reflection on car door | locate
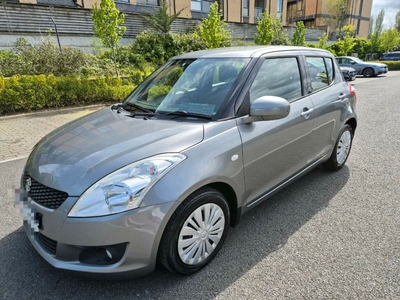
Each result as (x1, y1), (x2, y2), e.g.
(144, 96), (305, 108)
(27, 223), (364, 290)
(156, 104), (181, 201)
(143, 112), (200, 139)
(304, 55), (348, 163)
(237, 55), (315, 206)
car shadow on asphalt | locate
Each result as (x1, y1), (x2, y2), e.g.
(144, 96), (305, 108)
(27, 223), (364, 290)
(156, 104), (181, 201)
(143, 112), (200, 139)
(0, 165), (350, 299)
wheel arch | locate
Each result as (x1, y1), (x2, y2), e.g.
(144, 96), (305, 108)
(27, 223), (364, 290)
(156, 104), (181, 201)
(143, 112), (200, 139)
(345, 117), (357, 133)
(207, 182), (241, 227)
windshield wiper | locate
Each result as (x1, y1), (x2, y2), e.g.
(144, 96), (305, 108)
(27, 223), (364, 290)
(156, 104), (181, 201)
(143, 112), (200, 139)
(122, 102), (154, 113)
(159, 110), (212, 120)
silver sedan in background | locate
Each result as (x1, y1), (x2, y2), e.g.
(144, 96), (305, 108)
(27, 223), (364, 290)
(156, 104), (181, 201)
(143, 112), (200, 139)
(336, 56), (388, 77)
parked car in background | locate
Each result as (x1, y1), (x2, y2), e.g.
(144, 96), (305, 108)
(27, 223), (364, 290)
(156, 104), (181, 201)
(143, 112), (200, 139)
(340, 66), (357, 82)
(336, 56), (388, 77)
(379, 52), (400, 61)
(19, 46), (357, 278)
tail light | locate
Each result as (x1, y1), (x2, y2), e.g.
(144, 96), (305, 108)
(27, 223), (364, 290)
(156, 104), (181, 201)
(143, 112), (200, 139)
(348, 83), (357, 104)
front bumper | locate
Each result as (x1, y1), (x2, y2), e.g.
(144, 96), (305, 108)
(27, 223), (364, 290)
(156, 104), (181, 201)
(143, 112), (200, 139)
(22, 195), (177, 278)
(378, 67), (388, 74)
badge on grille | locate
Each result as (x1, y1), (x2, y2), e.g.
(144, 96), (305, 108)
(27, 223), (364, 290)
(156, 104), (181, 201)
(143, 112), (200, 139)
(25, 177), (32, 192)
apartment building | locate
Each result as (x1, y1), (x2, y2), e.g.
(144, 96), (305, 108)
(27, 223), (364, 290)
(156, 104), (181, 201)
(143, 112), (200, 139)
(286, 0), (373, 38)
(15, 0), (372, 38)
(24, 1), (287, 25)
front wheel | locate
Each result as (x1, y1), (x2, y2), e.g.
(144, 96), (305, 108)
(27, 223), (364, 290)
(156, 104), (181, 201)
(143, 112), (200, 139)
(158, 187), (230, 275)
(363, 67), (375, 77)
(323, 124), (354, 171)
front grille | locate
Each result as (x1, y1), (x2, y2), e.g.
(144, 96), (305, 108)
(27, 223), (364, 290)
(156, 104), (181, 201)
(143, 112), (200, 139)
(38, 232), (57, 255)
(23, 173), (68, 209)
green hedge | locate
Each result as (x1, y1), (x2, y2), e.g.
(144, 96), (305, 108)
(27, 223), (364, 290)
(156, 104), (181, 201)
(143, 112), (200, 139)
(371, 61), (400, 70)
(0, 75), (134, 115)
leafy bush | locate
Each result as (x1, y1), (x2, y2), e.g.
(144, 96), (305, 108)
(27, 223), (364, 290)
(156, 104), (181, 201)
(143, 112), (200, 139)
(0, 75), (134, 115)
(371, 61), (400, 70)
(10, 38), (92, 76)
(350, 38), (371, 59)
(132, 31), (175, 65)
(132, 31), (206, 65)
(173, 33), (206, 55)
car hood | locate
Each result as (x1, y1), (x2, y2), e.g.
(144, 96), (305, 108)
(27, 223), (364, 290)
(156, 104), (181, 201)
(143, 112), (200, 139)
(368, 62), (387, 68)
(25, 108), (204, 196)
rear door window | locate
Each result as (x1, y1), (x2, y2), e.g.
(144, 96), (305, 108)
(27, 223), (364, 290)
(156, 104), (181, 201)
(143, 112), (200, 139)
(306, 57), (329, 91)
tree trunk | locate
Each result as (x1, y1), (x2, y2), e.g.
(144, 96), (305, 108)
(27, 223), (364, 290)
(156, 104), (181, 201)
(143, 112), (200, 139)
(112, 44), (119, 77)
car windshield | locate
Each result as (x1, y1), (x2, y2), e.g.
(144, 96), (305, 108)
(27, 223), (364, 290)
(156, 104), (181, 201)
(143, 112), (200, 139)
(350, 57), (363, 63)
(123, 58), (250, 117)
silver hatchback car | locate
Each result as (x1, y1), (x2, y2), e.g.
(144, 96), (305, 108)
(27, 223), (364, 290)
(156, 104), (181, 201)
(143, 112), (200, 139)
(20, 46), (357, 278)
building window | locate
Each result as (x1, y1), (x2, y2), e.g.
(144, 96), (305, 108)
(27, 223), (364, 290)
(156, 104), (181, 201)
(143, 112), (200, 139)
(137, 0), (159, 5)
(276, 0), (283, 21)
(243, 0), (249, 17)
(191, 0), (215, 13)
(115, 0), (130, 3)
(254, 0), (265, 20)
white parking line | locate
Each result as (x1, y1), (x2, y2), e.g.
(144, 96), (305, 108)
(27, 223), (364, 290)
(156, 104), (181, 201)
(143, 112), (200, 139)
(0, 156), (28, 164)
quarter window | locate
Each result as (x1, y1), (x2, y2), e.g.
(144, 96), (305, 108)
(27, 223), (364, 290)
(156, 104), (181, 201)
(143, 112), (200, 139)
(249, 57), (302, 102)
(324, 57), (334, 84)
(306, 57), (329, 91)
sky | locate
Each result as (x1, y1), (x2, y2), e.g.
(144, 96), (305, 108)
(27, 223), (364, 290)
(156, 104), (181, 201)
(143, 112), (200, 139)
(370, 0), (400, 28)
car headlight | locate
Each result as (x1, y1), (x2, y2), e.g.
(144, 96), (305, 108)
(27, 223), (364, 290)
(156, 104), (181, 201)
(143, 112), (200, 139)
(68, 153), (186, 217)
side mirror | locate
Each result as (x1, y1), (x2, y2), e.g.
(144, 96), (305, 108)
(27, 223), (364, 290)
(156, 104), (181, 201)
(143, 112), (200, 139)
(240, 96), (290, 124)
(350, 61), (356, 65)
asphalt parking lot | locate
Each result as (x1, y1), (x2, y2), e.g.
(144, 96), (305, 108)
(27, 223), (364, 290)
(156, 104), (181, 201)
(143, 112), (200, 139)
(0, 72), (399, 299)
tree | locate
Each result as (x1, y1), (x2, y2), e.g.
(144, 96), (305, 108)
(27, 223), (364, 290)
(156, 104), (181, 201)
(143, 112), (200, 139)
(292, 21), (307, 46)
(341, 24), (355, 37)
(395, 11), (400, 32)
(374, 9), (385, 36)
(318, 32), (328, 49)
(323, 0), (349, 33)
(271, 17), (290, 45)
(337, 34), (356, 56)
(254, 12), (273, 45)
(196, 2), (231, 48)
(141, 0), (183, 34)
(368, 16), (374, 39)
(92, 0), (126, 76)
(380, 28), (400, 53)
(371, 9), (385, 53)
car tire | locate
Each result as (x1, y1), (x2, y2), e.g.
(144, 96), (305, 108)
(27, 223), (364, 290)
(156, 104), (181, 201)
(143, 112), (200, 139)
(158, 187), (230, 275)
(323, 124), (354, 171)
(362, 67), (375, 77)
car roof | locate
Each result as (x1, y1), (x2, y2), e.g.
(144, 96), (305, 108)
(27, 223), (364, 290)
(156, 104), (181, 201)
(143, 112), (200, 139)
(173, 46), (331, 59)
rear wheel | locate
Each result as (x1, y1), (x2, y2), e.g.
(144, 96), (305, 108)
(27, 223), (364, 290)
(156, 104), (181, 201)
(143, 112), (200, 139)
(363, 67), (374, 77)
(323, 124), (354, 171)
(158, 187), (230, 275)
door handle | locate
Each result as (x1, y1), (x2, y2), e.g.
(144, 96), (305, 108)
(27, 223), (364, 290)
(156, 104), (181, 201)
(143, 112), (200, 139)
(338, 93), (347, 100)
(300, 108), (314, 118)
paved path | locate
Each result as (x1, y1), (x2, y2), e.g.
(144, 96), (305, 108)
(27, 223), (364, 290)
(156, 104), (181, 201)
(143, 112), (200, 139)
(0, 106), (104, 163)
